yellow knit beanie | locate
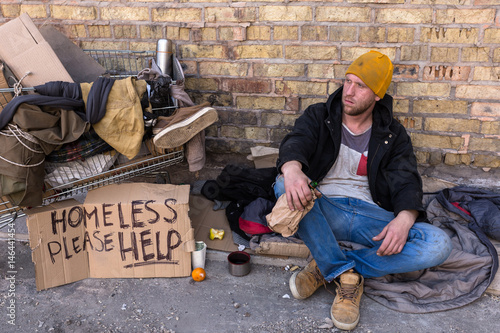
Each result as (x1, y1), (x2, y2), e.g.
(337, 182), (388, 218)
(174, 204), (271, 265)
(345, 51), (393, 99)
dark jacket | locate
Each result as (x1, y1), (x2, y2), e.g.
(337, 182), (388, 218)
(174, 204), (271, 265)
(277, 86), (425, 219)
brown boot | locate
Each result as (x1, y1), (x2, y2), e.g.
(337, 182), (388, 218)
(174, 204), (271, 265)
(289, 259), (325, 299)
(330, 269), (364, 331)
(152, 102), (218, 149)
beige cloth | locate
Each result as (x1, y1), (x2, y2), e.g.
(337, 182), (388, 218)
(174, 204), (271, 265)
(81, 77), (147, 160)
(266, 191), (317, 237)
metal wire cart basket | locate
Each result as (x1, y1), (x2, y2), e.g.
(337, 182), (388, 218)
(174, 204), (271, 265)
(0, 50), (184, 229)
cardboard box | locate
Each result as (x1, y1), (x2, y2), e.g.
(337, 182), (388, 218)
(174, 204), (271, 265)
(0, 13), (73, 87)
(27, 183), (195, 290)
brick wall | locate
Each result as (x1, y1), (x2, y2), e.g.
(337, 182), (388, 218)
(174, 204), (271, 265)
(1, 1), (499, 169)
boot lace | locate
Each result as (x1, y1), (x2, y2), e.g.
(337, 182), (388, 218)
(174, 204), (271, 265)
(335, 281), (360, 304)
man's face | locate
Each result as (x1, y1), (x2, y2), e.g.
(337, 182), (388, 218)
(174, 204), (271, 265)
(341, 74), (380, 117)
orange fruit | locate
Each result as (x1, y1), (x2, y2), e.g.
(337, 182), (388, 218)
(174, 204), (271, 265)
(191, 267), (206, 282)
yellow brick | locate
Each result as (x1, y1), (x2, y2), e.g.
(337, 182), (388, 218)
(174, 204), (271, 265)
(253, 64), (305, 77)
(88, 25), (112, 38)
(436, 9), (496, 24)
(152, 8), (201, 22)
(302, 26), (328, 41)
(484, 29), (500, 44)
(397, 82), (451, 97)
(481, 121), (500, 135)
(166, 27), (190, 41)
(333, 65), (350, 79)
(415, 151), (429, 164)
(114, 25), (137, 39)
(206, 7), (256, 23)
(302, 98), (327, 110)
(341, 47), (396, 61)
(472, 154), (500, 168)
(469, 137), (500, 153)
(221, 125), (245, 138)
(219, 27), (246, 41)
(396, 116), (423, 130)
(359, 27), (385, 43)
(316, 6), (370, 23)
(276, 80), (327, 96)
(259, 6), (312, 21)
(401, 45), (428, 61)
(185, 78), (219, 91)
(286, 46), (337, 60)
(376, 9), (432, 24)
(330, 26), (357, 42)
(414, 100), (468, 115)
(129, 42), (156, 52)
(456, 85), (500, 100)
(180, 45), (227, 59)
(387, 28), (414, 43)
(234, 45), (282, 59)
(237, 96), (285, 110)
(444, 153), (472, 166)
(80, 41), (127, 50)
(261, 112), (298, 127)
(140, 25), (163, 39)
(101, 7), (148, 21)
(425, 118), (480, 133)
(473, 67), (500, 81)
(51, 5), (97, 20)
(19, 4), (47, 18)
(0, 5), (20, 17)
(431, 47), (459, 62)
(274, 26), (299, 40)
(348, 0), (403, 2)
(200, 28), (217, 41)
(410, 133), (463, 150)
(308, 64), (334, 79)
(199, 61), (248, 76)
(393, 99), (410, 114)
(462, 47), (490, 62)
(67, 25), (87, 38)
(422, 66), (470, 81)
(421, 28), (478, 44)
(471, 102), (500, 117)
(245, 127), (269, 140)
(247, 26), (271, 40)
(411, 0), (471, 4)
(328, 82), (343, 95)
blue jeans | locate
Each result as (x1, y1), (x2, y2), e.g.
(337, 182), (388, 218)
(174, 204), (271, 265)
(273, 176), (452, 282)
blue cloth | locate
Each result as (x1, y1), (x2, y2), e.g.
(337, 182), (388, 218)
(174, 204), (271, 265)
(273, 175), (452, 281)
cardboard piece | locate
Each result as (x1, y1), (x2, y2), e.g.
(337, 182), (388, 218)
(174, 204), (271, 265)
(247, 146), (279, 169)
(188, 194), (238, 253)
(27, 183), (195, 290)
(39, 25), (106, 83)
(0, 13), (73, 87)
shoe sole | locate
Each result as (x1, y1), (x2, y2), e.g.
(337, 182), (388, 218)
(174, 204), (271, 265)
(289, 271), (306, 300)
(331, 309), (359, 331)
(153, 107), (218, 149)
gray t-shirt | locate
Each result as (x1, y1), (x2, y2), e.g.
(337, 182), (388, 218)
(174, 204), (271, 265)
(318, 123), (374, 204)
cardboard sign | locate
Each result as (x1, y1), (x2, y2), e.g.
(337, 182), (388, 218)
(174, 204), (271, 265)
(27, 183), (194, 290)
(0, 13), (73, 87)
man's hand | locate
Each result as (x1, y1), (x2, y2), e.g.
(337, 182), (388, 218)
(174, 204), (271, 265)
(372, 210), (418, 256)
(281, 161), (314, 211)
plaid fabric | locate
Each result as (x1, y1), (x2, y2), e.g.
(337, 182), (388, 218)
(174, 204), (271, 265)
(46, 130), (114, 163)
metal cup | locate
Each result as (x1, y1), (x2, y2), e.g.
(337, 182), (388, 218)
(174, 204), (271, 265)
(227, 251), (251, 277)
(156, 39), (173, 76)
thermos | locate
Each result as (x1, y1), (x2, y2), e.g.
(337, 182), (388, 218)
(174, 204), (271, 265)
(156, 39), (173, 77)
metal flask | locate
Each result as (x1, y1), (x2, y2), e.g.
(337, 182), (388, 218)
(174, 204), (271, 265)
(156, 39), (173, 77)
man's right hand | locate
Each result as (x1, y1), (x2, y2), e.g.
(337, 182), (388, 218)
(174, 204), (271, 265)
(281, 161), (316, 211)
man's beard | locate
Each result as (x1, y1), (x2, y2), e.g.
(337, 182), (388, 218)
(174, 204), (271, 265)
(341, 96), (376, 117)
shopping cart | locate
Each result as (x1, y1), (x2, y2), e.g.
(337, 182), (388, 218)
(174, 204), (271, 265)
(0, 49), (185, 229)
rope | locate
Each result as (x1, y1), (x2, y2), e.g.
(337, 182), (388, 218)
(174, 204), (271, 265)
(12, 71), (31, 97)
(0, 124), (45, 167)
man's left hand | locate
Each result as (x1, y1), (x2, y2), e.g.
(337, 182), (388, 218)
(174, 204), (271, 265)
(372, 210), (418, 256)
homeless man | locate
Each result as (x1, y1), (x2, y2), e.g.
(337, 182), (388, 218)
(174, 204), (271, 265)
(273, 51), (453, 331)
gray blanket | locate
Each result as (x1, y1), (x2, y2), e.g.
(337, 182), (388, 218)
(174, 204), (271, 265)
(363, 186), (499, 313)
